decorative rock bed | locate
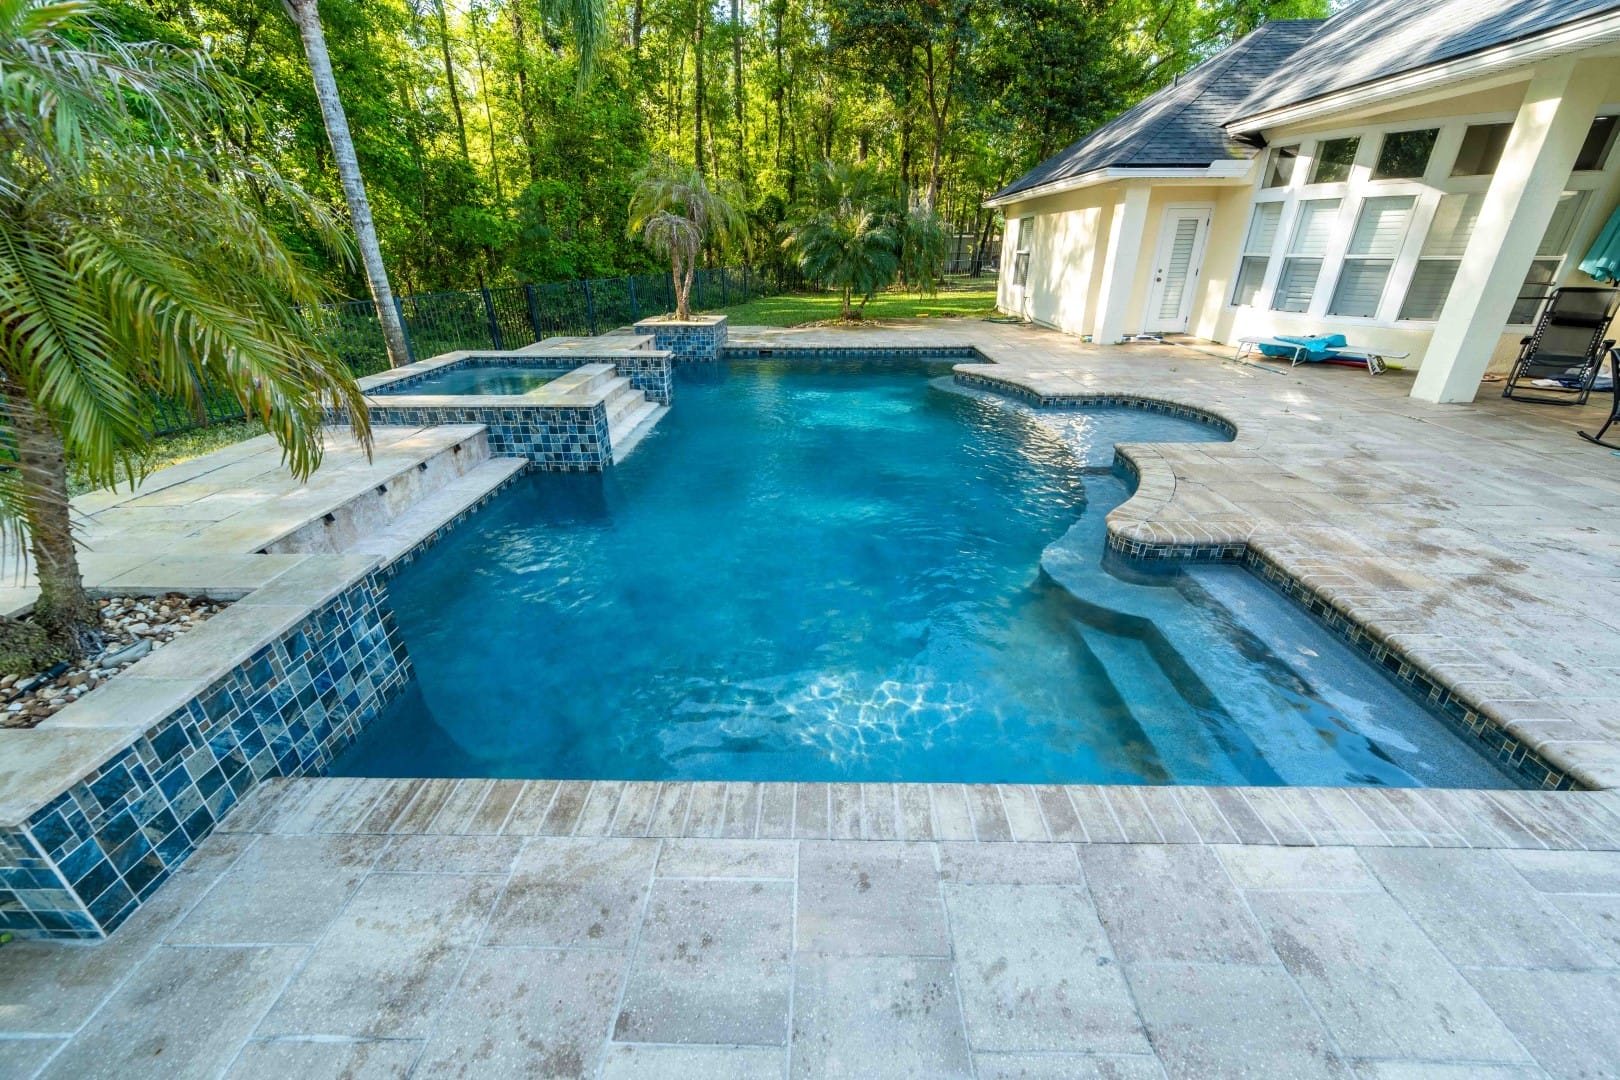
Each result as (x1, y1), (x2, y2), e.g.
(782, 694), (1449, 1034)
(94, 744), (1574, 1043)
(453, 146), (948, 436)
(2, 595), (229, 730)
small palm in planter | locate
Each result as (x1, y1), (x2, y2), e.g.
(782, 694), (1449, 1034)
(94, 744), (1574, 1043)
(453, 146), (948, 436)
(0, 0), (369, 671)
(627, 158), (747, 321)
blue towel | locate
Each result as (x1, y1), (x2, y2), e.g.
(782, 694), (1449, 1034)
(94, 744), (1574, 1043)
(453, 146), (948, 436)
(1260, 333), (1347, 362)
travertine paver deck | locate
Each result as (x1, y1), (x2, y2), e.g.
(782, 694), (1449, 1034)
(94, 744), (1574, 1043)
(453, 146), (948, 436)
(4, 777), (1620, 1078)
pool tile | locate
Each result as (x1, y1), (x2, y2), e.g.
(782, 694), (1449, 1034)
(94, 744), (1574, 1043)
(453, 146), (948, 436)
(997, 786), (1048, 842)
(500, 780), (559, 834)
(683, 782), (727, 837)
(943, 882), (1147, 1054)
(225, 1038), (421, 1079)
(793, 785), (830, 839)
(610, 782), (660, 837)
(896, 784), (935, 841)
(861, 785), (897, 840)
(722, 783), (761, 838)
(829, 784), (862, 840)
(413, 948), (624, 1077)
(1361, 847), (1612, 970)
(257, 873), (502, 1038)
(424, 779), (492, 834)
(1247, 889), (1526, 1062)
(1171, 788), (1240, 844)
(1081, 846), (1270, 965)
(757, 783), (795, 838)
(468, 780), (524, 834)
(648, 782), (693, 836)
(790, 955), (972, 1078)
(573, 782), (624, 836)
(1065, 787), (1127, 843)
(1126, 964), (1344, 1079)
(929, 786), (975, 842)
(966, 786), (1012, 842)
(539, 781), (590, 835)
(797, 841), (948, 957)
(39, 945), (304, 1080)
(483, 837), (657, 949)
(613, 878), (792, 1045)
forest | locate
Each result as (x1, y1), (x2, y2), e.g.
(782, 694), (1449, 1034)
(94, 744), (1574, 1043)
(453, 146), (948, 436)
(105, 0), (1329, 300)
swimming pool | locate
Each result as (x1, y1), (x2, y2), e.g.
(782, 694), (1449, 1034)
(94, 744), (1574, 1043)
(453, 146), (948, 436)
(335, 356), (1520, 787)
(374, 363), (565, 396)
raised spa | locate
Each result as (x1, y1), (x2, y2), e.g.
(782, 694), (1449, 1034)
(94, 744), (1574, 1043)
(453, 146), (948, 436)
(335, 356), (1522, 788)
(375, 363), (566, 396)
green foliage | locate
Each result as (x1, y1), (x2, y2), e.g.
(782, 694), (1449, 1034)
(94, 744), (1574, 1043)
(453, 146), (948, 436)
(899, 208), (949, 296)
(94, 0), (1326, 299)
(0, 0), (369, 658)
(784, 205), (899, 319)
(628, 156), (747, 318)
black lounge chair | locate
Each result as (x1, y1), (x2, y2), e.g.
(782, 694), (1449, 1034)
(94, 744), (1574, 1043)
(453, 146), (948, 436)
(1503, 286), (1619, 406)
(1578, 346), (1620, 450)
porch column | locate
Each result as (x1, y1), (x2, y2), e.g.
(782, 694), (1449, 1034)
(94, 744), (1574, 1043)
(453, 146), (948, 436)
(1092, 185), (1151, 345)
(1411, 58), (1608, 403)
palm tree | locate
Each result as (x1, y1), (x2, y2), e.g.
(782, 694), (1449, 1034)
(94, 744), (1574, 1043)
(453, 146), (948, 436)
(283, 0), (608, 367)
(785, 208), (899, 320)
(0, 0), (370, 668)
(628, 157), (747, 321)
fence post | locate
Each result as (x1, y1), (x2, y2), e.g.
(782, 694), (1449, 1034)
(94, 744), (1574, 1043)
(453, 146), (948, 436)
(481, 287), (504, 350)
(584, 279), (598, 336)
(524, 284), (543, 344)
(743, 265), (750, 301)
(722, 267), (729, 308)
(393, 296), (415, 363)
(628, 277), (640, 321)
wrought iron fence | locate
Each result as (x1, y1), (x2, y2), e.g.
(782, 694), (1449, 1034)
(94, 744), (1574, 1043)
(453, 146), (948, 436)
(150, 265), (792, 436)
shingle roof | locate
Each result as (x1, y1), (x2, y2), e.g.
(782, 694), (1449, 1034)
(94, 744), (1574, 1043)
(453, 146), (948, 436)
(1230, 0), (1620, 125)
(990, 20), (1323, 203)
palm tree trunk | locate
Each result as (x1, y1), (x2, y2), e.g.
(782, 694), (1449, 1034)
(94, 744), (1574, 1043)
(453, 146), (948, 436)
(841, 287), (851, 319)
(6, 396), (99, 662)
(285, 0), (412, 369)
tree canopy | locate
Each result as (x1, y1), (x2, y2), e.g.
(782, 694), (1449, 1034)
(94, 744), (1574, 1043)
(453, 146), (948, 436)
(101, 0), (1328, 299)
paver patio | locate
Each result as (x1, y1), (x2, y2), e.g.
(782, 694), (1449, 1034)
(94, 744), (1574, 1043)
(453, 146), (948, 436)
(5, 322), (1620, 1075)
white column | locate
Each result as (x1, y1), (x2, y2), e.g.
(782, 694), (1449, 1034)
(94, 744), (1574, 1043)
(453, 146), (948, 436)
(1411, 58), (1607, 403)
(1092, 185), (1152, 344)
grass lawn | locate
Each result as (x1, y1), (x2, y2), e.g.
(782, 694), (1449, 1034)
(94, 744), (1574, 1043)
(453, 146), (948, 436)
(714, 279), (999, 327)
(68, 419), (265, 497)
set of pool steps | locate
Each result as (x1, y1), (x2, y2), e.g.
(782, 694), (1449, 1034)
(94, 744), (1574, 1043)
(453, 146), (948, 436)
(557, 361), (667, 464)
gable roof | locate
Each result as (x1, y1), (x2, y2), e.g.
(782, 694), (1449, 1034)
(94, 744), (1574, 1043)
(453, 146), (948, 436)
(1229, 0), (1620, 126)
(988, 19), (1323, 204)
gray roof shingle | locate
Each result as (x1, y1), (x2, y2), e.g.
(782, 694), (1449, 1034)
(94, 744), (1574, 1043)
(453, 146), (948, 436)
(993, 0), (1620, 205)
(1230, 0), (1620, 124)
(990, 20), (1322, 202)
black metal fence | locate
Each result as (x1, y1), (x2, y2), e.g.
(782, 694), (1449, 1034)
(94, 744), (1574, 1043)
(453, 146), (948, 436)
(326, 265), (788, 379)
(148, 265), (790, 436)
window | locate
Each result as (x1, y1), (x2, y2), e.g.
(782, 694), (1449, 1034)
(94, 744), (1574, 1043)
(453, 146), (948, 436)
(1329, 195), (1415, 317)
(1574, 116), (1618, 172)
(1452, 123), (1513, 176)
(1264, 147), (1298, 189)
(1272, 198), (1339, 312)
(1310, 137), (1360, 184)
(1373, 129), (1438, 180)
(1011, 216), (1033, 287)
(1510, 190), (1591, 323)
(1231, 203), (1283, 305)
(1398, 193), (1483, 320)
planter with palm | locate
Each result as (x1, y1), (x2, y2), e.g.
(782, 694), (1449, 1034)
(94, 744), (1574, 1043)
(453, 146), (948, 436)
(627, 158), (747, 322)
(0, 0), (370, 671)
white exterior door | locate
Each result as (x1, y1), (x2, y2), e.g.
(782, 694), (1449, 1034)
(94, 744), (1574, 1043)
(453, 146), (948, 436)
(1145, 206), (1212, 333)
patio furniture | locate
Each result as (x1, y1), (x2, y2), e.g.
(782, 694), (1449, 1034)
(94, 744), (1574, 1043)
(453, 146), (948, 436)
(1578, 346), (1620, 450)
(1234, 334), (1408, 375)
(1503, 285), (1618, 406)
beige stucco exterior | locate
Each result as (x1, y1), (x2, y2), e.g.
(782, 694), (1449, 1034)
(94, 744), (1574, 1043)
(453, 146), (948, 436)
(995, 53), (1620, 398)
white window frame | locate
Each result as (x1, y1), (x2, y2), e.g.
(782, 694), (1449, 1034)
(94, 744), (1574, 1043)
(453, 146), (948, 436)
(1010, 215), (1034, 289)
(1227, 106), (1620, 328)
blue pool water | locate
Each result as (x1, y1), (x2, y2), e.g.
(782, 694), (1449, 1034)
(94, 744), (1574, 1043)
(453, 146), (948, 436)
(335, 357), (1519, 787)
(377, 364), (564, 396)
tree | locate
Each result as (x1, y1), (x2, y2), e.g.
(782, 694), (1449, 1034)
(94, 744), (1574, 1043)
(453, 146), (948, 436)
(899, 207), (948, 295)
(628, 157), (747, 320)
(785, 208), (899, 319)
(283, 0), (414, 368)
(0, 0), (370, 668)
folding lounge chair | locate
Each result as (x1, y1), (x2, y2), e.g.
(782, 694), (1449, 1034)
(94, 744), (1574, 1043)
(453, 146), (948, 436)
(1578, 346), (1620, 450)
(1234, 334), (1407, 375)
(1503, 286), (1619, 406)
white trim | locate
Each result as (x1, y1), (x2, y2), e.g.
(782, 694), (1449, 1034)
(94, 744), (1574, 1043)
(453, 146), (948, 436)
(1226, 10), (1620, 135)
(1144, 203), (1215, 333)
(982, 161), (1253, 209)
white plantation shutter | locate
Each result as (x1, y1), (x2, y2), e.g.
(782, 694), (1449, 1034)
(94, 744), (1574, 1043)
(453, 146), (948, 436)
(1272, 259), (1322, 312)
(1346, 196), (1414, 257)
(1398, 194), (1483, 321)
(1289, 199), (1340, 256)
(1399, 263), (1460, 321)
(1156, 217), (1200, 319)
(1420, 193), (1483, 258)
(1330, 196), (1414, 317)
(1232, 258), (1268, 306)
(1243, 203), (1283, 253)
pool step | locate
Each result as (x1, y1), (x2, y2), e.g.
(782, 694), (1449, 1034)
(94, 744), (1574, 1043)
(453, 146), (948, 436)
(340, 457), (528, 567)
(602, 378), (647, 426)
(611, 400), (668, 463)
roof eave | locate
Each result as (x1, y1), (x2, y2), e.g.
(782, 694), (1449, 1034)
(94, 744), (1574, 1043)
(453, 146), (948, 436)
(983, 161), (1253, 209)
(1225, 8), (1620, 136)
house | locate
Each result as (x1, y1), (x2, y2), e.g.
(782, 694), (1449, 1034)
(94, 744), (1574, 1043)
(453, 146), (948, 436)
(986, 0), (1620, 403)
